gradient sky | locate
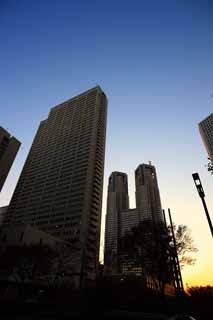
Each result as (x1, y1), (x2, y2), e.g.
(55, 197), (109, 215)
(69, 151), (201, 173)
(0, 0), (213, 287)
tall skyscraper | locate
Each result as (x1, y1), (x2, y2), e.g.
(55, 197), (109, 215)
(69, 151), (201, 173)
(5, 86), (107, 286)
(198, 113), (213, 162)
(104, 163), (164, 275)
(104, 172), (129, 272)
(0, 127), (21, 192)
(135, 163), (163, 224)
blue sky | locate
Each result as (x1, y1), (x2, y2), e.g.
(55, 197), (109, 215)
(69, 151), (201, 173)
(0, 0), (213, 286)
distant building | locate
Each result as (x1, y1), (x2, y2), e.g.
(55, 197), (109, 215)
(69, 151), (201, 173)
(0, 127), (21, 192)
(104, 172), (129, 273)
(104, 163), (164, 275)
(0, 223), (66, 248)
(0, 206), (8, 227)
(135, 163), (164, 224)
(5, 86), (108, 287)
(199, 113), (213, 162)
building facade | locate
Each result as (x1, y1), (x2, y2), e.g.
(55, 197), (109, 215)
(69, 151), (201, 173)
(119, 208), (140, 238)
(1, 223), (66, 248)
(5, 86), (107, 286)
(0, 206), (8, 227)
(119, 208), (143, 276)
(0, 127), (21, 192)
(199, 113), (213, 162)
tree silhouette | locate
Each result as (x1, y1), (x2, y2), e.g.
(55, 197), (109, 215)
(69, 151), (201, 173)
(188, 285), (213, 297)
(206, 158), (213, 175)
(120, 221), (197, 296)
(171, 224), (198, 268)
(120, 221), (173, 296)
(0, 244), (55, 284)
(0, 240), (80, 289)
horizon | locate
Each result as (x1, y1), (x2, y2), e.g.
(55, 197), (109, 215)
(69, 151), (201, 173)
(0, 0), (213, 288)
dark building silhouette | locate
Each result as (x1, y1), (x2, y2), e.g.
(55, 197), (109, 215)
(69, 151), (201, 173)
(5, 86), (107, 287)
(0, 127), (21, 192)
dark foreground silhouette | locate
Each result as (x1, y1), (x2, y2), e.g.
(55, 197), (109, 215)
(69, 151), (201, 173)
(0, 281), (212, 319)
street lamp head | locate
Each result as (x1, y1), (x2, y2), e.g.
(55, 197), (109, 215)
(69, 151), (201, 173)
(192, 173), (199, 181)
(192, 173), (205, 198)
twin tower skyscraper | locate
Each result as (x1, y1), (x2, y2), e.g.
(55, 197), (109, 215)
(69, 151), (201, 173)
(104, 163), (164, 274)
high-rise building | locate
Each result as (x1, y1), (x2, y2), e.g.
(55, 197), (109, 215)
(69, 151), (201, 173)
(104, 163), (164, 275)
(0, 127), (21, 192)
(198, 113), (213, 162)
(5, 86), (107, 286)
(135, 163), (163, 224)
(104, 172), (129, 273)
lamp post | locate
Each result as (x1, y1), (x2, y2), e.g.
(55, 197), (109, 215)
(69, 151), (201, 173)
(192, 173), (213, 238)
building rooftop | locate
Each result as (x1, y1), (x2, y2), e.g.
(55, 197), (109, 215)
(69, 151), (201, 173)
(198, 113), (213, 125)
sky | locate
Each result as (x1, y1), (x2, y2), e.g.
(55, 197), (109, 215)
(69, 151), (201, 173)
(0, 0), (213, 287)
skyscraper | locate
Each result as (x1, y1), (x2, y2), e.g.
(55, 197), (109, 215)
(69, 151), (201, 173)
(5, 86), (107, 286)
(104, 163), (164, 275)
(198, 113), (213, 162)
(0, 127), (21, 192)
(135, 163), (163, 224)
(104, 172), (129, 272)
